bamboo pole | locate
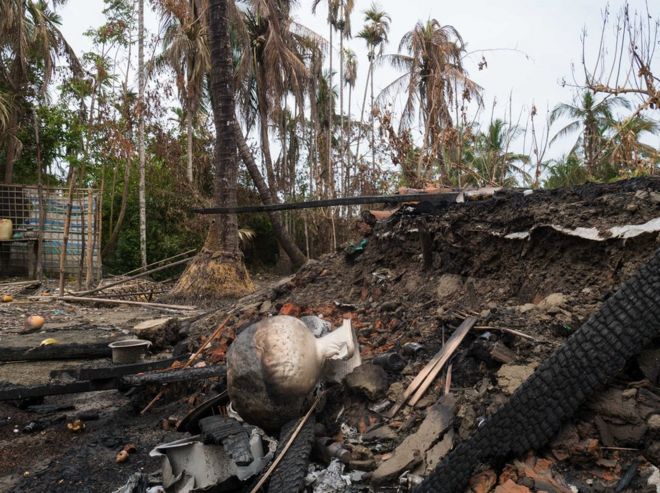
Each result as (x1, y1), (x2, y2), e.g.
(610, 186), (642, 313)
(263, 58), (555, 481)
(109, 248), (196, 278)
(73, 256), (192, 296)
(58, 169), (77, 296)
(85, 190), (94, 288)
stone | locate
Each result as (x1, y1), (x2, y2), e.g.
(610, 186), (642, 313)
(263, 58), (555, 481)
(436, 274), (464, 301)
(647, 414), (660, 431)
(258, 300), (272, 314)
(538, 293), (567, 311)
(497, 364), (536, 395)
(132, 317), (180, 349)
(387, 381), (404, 402)
(345, 363), (388, 401)
(516, 303), (537, 314)
(371, 395), (455, 485)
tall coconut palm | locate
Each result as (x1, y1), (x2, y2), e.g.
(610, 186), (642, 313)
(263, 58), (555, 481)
(0, 0), (81, 183)
(238, 2), (308, 201)
(311, 0), (341, 197)
(381, 19), (480, 182)
(137, 0), (147, 269)
(152, 0), (211, 184)
(550, 91), (630, 174)
(342, 47), (357, 193)
(356, 3), (390, 171)
(171, 0), (253, 299)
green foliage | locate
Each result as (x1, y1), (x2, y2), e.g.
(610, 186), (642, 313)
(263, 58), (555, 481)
(544, 154), (589, 189)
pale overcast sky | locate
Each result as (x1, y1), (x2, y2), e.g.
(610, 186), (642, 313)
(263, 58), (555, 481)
(58, 0), (658, 161)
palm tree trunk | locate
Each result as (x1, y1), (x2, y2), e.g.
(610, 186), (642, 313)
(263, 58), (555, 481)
(235, 121), (306, 268)
(3, 111), (19, 184)
(354, 62), (372, 180)
(339, 11), (344, 198)
(169, 0), (253, 301)
(256, 75), (278, 203)
(327, 23), (334, 197)
(186, 108), (194, 183)
(370, 57), (375, 172)
(137, 0), (147, 269)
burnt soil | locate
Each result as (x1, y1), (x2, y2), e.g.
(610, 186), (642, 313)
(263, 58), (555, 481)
(1, 177), (659, 492)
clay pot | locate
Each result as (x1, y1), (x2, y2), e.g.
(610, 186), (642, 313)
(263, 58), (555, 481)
(0, 219), (12, 241)
(227, 315), (356, 430)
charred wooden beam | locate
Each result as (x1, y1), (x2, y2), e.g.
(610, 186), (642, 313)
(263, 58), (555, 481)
(0, 342), (112, 362)
(49, 355), (188, 381)
(119, 365), (226, 387)
(191, 192), (460, 215)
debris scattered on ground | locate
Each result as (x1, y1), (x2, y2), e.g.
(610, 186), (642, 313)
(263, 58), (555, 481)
(1, 178), (658, 492)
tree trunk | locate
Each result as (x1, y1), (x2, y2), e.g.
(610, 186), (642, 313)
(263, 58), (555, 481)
(354, 62), (372, 174)
(339, 13), (344, 198)
(186, 108), (194, 183)
(370, 57), (375, 172)
(235, 120), (306, 268)
(3, 111), (19, 184)
(138, 0), (147, 269)
(102, 148), (132, 257)
(169, 0), (253, 302)
(256, 72), (278, 203)
(327, 23), (334, 197)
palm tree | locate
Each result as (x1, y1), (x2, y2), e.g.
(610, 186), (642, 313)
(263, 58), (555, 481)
(603, 115), (659, 178)
(0, 0), (81, 183)
(468, 119), (530, 187)
(544, 153), (588, 189)
(138, 0), (147, 269)
(550, 91), (630, 175)
(342, 47), (357, 193)
(238, 2), (308, 201)
(152, 0), (211, 184)
(356, 3), (390, 170)
(381, 19), (480, 182)
(171, 0), (253, 299)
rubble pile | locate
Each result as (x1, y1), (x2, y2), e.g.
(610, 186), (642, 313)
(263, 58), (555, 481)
(0, 177), (658, 492)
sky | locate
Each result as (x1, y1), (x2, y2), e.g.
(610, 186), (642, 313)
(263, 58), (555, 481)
(57, 0), (659, 163)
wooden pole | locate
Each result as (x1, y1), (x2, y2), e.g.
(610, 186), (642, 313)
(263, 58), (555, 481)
(59, 169), (77, 295)
(73, 256), (192, 296)
(85, 190), (94, 288)
(54, 295), (197, 311)
(109, 248), (196, 278)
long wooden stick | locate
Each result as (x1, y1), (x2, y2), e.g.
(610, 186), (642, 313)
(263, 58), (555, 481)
(139, 314), (232, 415)
(473, 325), (538, 341)
(59, 169), (77, 295)
(85, 190), (94, 288)
(109, 249), (197, 278)
(249, 395), (321, 493)
(387, 317), (476, 418)
(54, 295), (197, 311)
(72, 256), (192, 296)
